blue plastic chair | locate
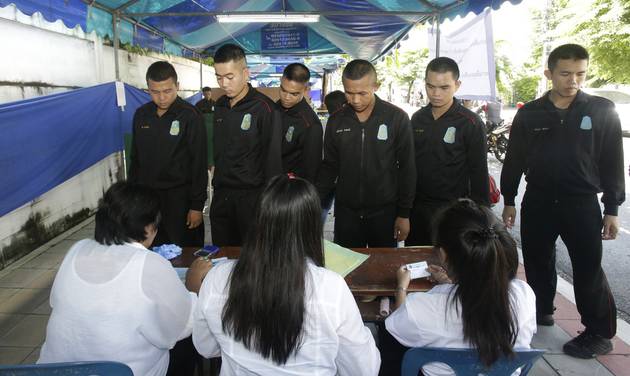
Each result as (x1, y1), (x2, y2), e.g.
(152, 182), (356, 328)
(0, 361), (133, 376)
(401, 347), (545, 376)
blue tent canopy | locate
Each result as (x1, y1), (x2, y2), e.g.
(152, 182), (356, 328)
(2, 0), (522, 61)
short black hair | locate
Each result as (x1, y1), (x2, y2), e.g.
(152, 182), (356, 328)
(342, 59), (377, 82)
(425, 57), (460, 80)
(94, 181), (161, 246)
(214, 43), (247, 64)
(283, 63), (310, 84)
(324, 90), (346, 114)
(146, 61), (178, 83)
(548, 44), (589, 71)
(202, 86), (211, 92)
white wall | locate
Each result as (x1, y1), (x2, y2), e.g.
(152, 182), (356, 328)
(0, 154), (122, 266)
(0, 4), (218, 104)
(0, 5), (216, 268)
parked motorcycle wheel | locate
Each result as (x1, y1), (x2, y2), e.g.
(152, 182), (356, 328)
(494, 134), (509, 163)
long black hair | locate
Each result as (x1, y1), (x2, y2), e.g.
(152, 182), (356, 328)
(434, 199), (519, 367)
(221, 175), (324, 364)
(94, 181), (160, 245)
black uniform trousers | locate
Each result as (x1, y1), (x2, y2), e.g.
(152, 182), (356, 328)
(152, 186), (204, 376)
(375, 321), (413, 376)
(153, 185), (204, 248)
(406, 200), (451, 246)
(334, 204), (397, 248)
(210, 188), (261, 246)
(521, 191), (617, 338)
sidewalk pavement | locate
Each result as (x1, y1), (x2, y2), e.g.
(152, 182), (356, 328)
(1, 215), (629, 375)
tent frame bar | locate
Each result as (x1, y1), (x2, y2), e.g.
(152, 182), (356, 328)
(113, 13), (120, 80)
(124, 10), (437, 17)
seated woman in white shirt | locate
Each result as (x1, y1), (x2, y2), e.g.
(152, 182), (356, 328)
(382, 199), (537, 376)
(39, 182), (207, 376)
(191, 175), (381, 375)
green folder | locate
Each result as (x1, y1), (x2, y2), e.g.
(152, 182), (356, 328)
(324, 239), (370, 277)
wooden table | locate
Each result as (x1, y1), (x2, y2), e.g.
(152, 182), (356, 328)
(172, 246), (436, 320)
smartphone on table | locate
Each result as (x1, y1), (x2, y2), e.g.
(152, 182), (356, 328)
(193, 245), (219, 257)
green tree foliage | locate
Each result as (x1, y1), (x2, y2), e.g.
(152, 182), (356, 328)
(494, 40), (515, 104)
(395, 49), (428, 103)
(574, 0), (630, 84)
(375, 52), (399, 102)
(512, 75), (540, 103)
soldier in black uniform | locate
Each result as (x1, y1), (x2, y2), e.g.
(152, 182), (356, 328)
(316, 59), (416, 247)
(324, 90), (346, 115)
(501, 44), (624, 358)
(129, 61), (207, 248)
(210, 44), (282, 246)
(277, 63), (322, 184)
(406, 57), (490, 246)
(195, 86), (214, 114)
(129, 61), (207, 376)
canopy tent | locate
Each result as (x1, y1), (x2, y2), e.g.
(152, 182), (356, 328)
(2, 0), (522, 64)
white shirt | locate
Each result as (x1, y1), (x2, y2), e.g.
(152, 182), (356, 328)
(39, 239), (197, 376)
(385, 279), (537, 376)
(193, 260), (381, 376)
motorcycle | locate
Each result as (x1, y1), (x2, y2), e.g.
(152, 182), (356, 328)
(485, 120), (510, 163)
(475, 104), (511, 163)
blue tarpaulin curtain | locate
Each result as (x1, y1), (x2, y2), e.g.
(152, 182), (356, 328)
(0, 83), (150, 216)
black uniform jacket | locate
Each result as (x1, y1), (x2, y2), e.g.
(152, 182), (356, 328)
(129, 97), (208, 211)
(412, 100), (490, 205)
(195, 98), (214, 114)
(278, 98), (323, 184)
(316, 95), (416, 218)
(212, 84), (283, 190)
(501, 90), (625, 215)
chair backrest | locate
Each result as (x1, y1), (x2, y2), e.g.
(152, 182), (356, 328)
(401, 347), (545, 376)
(0, 361), (133, 376)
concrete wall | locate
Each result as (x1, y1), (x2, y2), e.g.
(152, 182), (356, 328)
(0, 5), (218, 104)
(0, 5), (217, 269)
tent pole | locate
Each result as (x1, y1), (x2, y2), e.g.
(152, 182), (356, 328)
(434, 15), (441, 57)
(113, 13), (121, 81)
(321, 69), (329, 109)
(199, 56), (203, 91)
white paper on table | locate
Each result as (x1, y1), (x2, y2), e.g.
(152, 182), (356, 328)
(406, 261), (431, 279)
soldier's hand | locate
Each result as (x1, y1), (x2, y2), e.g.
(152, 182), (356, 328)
(502, 205), (517, 229)
(394, 217), (410, 242)
(187, 210), (203, 229)
(602, 215), (619, 240)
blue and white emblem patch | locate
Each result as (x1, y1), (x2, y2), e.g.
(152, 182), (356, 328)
(241, 113), (251, 130)
(443, 127), (456, 144)
(377, 124), (388, 140)
(285, 126), (295, 142)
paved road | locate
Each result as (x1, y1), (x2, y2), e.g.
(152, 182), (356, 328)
(488, 111), (630, 323)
